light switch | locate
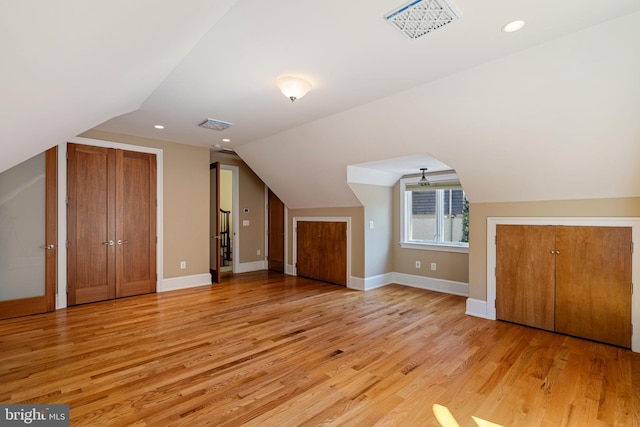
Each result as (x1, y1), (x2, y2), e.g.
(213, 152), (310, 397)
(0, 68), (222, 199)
(243, 220), (250, 226)
(369, 221), (374, 229)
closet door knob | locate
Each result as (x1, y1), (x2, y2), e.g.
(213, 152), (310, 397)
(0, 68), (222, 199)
(102, 240), (114, 246)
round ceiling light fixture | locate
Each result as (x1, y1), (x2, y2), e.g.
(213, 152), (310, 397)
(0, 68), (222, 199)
(276, 75), (312, 102)
(154, 124), (165, 129)
(502, 20), (526, 33)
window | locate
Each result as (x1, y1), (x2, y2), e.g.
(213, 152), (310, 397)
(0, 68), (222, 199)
(400, 177), (469, 252)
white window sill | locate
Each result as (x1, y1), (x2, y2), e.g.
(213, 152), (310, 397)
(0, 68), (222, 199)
(399, 242), (469, 253)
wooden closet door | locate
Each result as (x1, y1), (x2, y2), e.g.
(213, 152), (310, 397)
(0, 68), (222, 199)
(268, 189), (285, 273)
(496, 225), (556, 331)
(555, 226), (632, 348)
(67, 144), (116, 305)
(319, 221), (346, 286)
(116, 149), (157, 297)
(296, 221), (347, 286)
(296, 221), (320, 280)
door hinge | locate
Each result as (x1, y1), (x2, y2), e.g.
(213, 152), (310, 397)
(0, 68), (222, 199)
(65, 241), (69, 249)
(494, 235), (497, 244)
(632, 241), (634, 254)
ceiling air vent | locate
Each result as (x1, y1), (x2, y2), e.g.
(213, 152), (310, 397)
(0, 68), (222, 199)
(199, 118), (232, 131)
(385, 0), (459, 39)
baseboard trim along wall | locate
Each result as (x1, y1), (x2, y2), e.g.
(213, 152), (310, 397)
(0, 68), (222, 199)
(465, 298), (489, 319)
(160, 273), (212, 292)
(236, 260), (267, 273)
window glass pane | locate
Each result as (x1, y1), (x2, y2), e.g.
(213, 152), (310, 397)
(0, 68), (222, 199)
(405, 186), (468, 246)
(442, 189), (465, 244)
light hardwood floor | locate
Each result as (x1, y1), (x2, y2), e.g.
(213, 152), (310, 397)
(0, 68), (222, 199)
(1, 271), (638, 426)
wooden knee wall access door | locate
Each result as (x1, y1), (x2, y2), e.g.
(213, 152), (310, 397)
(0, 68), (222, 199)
(296, 221), (347, 286)
(67, 143), (157, 305)
(496, 224), (632, 348)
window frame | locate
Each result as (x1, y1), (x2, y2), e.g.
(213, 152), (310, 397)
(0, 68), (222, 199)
(399, 176), (469, 253)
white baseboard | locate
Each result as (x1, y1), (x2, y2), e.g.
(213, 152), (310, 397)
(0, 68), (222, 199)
(465, 298), (490, 319)
(286, 264), (295, 275)
(362, 273), (394, 291)
(235, 260), (267, 273)
(160, 273), (212, 292)
(392, 273), (469, 297)
(349, 276), (365, 290)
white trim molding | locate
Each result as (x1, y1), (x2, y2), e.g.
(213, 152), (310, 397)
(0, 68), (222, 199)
(236, 260), (267, 273)
(363, 273), (394, 291)
(161, 274), (212, 292)
(393, 273), (468, 296)
(465, 298), (489, 319)
(486, 216), (640, 353)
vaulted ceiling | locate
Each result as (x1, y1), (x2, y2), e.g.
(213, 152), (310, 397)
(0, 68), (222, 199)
(2, 0), (639, 207)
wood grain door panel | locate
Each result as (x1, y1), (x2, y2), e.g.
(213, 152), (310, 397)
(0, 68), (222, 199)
(296, 221), (320, 280)
(210, 163), (221, 283)
(268, 189), (285, 273)
(496, 225), (556, 331)
(297, 221), (347, 286)
(68, 143), (157, 305)
(117, 150), (157, 297)
(319, 222), (347, 286)
(67, 144), (116, 305)
(555, 226), (632, 348)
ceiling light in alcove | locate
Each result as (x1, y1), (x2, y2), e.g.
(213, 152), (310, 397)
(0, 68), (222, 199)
(154, 125), (165, 129)
(502, 20), (526, 33)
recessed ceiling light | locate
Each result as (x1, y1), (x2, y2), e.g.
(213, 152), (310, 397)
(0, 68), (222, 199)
(222, 138), (231, 142)
(154, 125), (165, 129)
(502, 20), (526, 33)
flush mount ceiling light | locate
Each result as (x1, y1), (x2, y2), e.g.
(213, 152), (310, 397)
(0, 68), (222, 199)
(385, 0), (459, 39)
(154, 125), (164, 129)
(502, 20), (526, 33)
(419, 168), (430, 186)
(276, 75), (312, 102)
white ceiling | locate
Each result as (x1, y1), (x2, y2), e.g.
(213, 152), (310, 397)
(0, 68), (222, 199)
(2, 0), (640, 208)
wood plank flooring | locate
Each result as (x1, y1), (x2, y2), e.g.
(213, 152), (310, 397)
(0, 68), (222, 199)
(0, 271), (638, 426)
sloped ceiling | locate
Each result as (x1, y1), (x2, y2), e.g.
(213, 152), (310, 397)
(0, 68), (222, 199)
(2, 0), (639, 208)
(0, 0), (239, 173)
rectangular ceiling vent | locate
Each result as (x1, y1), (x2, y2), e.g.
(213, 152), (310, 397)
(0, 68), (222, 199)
(385, 0), (459, 39)
(199, 118), (232, 131)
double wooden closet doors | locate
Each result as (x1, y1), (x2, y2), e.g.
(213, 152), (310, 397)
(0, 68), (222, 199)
(496, 225), (632, 348)
(67, 143), (157, 305)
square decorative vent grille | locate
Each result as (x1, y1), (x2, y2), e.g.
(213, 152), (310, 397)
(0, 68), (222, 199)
(385, 0), (459, 39)
(199, 118), (233, 131)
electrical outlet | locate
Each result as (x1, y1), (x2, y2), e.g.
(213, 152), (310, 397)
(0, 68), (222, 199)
(180, 261), (186, 269)
(431, 262), (437, 271)
(415, 261), (421, 269)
